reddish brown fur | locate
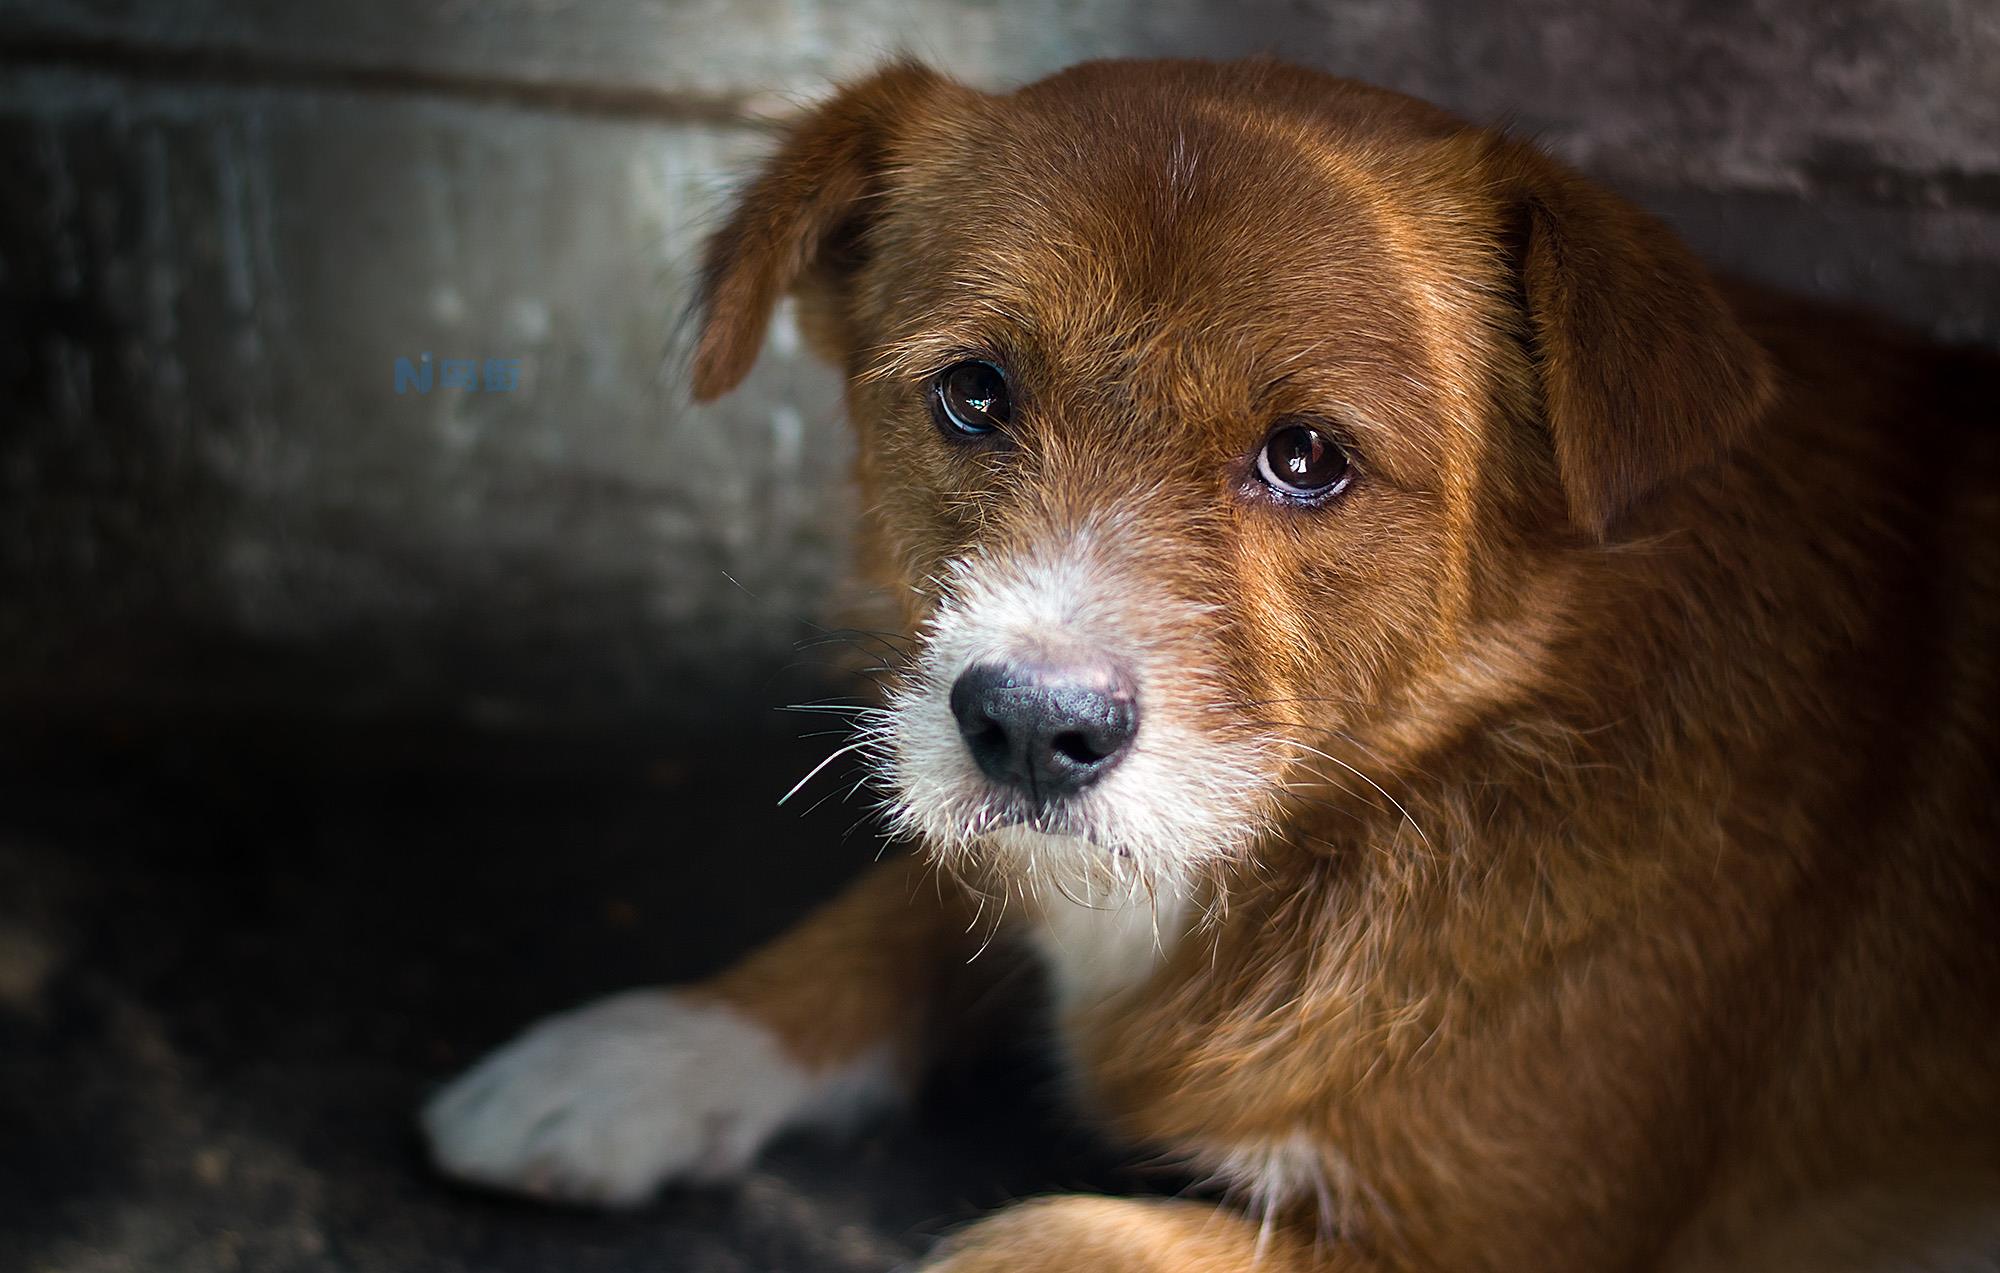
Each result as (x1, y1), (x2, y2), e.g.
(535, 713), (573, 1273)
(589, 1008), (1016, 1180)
(691, 58), (2000, 1272)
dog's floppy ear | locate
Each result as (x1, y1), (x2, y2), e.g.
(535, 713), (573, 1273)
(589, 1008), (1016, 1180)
(690, 61), (957, 402)
(1494, 141), (1775, 537)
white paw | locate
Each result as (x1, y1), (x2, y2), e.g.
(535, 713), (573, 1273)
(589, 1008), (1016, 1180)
(421, 988), (873, 1207)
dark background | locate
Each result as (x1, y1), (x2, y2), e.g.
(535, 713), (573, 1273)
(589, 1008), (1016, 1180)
(2, 2), (1996, 1269)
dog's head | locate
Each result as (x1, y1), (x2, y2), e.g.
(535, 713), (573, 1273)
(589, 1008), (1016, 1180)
(693, 59), (1771, 891)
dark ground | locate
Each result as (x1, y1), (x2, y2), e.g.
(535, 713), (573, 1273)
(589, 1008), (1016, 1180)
(0, 706), (1150, 1272)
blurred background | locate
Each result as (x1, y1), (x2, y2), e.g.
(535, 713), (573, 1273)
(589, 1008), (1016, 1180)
(1, 2), (1996, 1270)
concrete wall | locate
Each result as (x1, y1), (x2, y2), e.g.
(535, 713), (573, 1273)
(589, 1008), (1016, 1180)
(3, 0), (1996, 728)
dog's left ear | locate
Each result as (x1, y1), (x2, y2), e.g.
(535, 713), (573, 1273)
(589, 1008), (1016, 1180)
(690, 61), (962, 402)
(1493, 141), (1776, 538)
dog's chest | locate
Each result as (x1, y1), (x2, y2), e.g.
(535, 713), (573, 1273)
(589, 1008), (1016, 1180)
(1027, 888), (1351, 1230)
(1028, 887), (1190, 1015)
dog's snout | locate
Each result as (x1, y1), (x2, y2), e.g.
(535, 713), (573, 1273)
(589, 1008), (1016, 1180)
(949, 660), (1139, 800)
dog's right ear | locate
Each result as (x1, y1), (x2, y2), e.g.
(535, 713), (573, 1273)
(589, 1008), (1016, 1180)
(690, 61), (959, 402)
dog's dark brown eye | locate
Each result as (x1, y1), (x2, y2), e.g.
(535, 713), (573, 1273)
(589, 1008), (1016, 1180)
(931, 360), (1011, 437)
(1256, 421), (1352, 499)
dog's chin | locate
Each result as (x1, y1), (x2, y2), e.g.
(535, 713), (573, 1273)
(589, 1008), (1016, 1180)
(901, 797), (1127, 866)
(977, 823), (1114, 861)
(893, 784), (1230, 901)
(970, 824), (1170, 898)
(882, 742), (1275, 892)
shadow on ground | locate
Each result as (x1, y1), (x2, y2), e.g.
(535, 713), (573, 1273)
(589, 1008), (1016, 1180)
(0, 707), (1163, 1272)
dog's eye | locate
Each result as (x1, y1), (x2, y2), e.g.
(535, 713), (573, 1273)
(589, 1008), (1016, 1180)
(930, 360), (1011, 438)
(1256, 421), (1353, 499)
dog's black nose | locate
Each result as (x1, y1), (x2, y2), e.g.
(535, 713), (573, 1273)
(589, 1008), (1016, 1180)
(949, 660), (1139, 800)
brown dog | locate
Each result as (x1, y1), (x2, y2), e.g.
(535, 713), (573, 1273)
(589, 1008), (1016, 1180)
(422, 58), (2000, 1271)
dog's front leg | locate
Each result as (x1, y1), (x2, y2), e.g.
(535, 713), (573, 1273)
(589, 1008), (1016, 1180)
(924, 1196), (1331, 1273)
(421, 855), (975, 1206)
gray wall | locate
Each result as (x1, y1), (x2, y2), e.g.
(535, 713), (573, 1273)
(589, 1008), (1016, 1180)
(3, 0), (1996, 729)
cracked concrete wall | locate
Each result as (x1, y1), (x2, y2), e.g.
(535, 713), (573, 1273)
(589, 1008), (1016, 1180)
(2, 0), (1996, 727)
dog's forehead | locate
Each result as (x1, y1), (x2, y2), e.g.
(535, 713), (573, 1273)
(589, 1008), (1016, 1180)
(876, 73), (1476, 465)
(921, 91), (1399, 318)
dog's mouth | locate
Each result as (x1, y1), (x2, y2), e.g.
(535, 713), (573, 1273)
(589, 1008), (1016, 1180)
(990, 820), (1133, 858)
(962, 800), (1132, 858)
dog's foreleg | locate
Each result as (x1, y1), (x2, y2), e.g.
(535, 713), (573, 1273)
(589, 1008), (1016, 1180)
(422, 856), (974, 1206)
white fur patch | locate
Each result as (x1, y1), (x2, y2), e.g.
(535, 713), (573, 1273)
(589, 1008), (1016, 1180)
(996, 828), (1192, 1011)
(1201, 1129), (1351, 1251)
(420, 989), (895, 1207)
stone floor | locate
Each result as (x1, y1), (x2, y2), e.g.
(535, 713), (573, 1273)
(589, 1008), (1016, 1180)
(0, 712), (1151, 1272)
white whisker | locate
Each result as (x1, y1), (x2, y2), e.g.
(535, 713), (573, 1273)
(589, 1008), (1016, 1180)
(776, 739), (871, 807)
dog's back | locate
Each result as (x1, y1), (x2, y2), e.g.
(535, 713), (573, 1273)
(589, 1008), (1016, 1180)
(1656, 294), (2000, 1269)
